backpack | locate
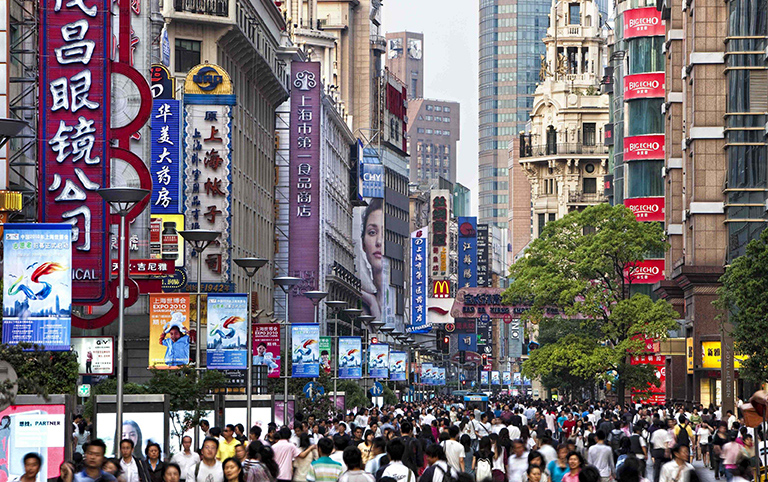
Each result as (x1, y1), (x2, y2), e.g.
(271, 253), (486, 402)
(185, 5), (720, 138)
(676, 425), (690, 446)
(609, 430), (625, 456)
(435, 463), (459, 482)
(475, 458), (493, 482)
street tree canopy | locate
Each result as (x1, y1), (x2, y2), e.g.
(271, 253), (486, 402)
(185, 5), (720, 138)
(715, 227), (768, 383)
(504, 203), (678, 403)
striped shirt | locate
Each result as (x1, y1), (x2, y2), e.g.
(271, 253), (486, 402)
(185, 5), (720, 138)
(307, 456), (343, 482)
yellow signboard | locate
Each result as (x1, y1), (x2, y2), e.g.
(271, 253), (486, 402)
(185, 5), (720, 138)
(184, 63), (233, 95)
(701, 341), (745, 369)
(687, 337), (694, 374)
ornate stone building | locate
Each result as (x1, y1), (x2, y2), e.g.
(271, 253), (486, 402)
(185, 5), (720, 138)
(517, 0), (610, 238)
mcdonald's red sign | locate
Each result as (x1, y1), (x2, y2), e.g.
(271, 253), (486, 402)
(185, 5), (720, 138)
(433, 280), (451, 298)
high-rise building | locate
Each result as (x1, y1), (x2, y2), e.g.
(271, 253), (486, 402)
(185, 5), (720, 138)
(385, 31), (424, 99)
(517, 0), (610, 241)
(407, 99), (461, 184)
(653, 0), (763, 408)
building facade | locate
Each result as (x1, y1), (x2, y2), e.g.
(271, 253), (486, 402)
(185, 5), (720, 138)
(385, 31), (424, 99)
(654, 0), (764, 408)
(518, 0), (610, 239)
(407, 99), (461, 185)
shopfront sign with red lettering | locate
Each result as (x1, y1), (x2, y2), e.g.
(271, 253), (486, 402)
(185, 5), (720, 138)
(623, 7), (664, 38)
(624, 197), (665, 222)
(624, 135), (665, 161)
(624, 73), (665, 100)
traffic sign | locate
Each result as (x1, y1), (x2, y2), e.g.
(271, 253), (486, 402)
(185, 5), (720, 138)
(370, 381), (384, 396)
(303, 381), (324, 402)
(77, 384), (91, 398)
(405, 386), (414, 396)
(371, 336), (379, 345)
(445, 323), (455, 333)
(503, 314), (513, 324)
(479, 313), (490, 323)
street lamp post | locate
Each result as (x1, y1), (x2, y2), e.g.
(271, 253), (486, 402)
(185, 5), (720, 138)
(179, 229), (220, 450)
(273, 276), (301, 427)
(96, 187), (149, 455)
(304, 291), (329, 324)
(233, 257), (268, 434)
(324, 300), (347, 407)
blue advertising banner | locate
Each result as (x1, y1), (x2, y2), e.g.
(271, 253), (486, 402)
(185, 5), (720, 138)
(480, 370), (489, 386)
(2, 224), (71, 350)
(503, 371), (512, 386)
(457, 217), (478, 288)
(491, 370), (500, 385)
(369, 343), (389, 379)
(151, 99), (182, 214)
(409, 228), (430, 334)
(458, 331), (477, 352)
(422, 363), (434, 385)
(292, 324), (320, 378)
(436, 367), (446, 385)
(360, 146), (385, 198)
(206, 294), (248, 369)
(338, 336), (362, 379)
(513, 372), (522, 386)
(389, 351), (407, 381)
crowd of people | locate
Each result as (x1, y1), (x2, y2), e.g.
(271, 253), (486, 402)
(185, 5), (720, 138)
(15, 397), (766, 482)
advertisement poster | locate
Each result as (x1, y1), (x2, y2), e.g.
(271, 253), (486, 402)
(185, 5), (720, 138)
(96, 412), (165, 458)
(457, 217), (478, 288)
(422, 363), (434, 385)
(0, 404), (66, 480)
(503, 371), (512, 386)
(2, 224), (72, 350)
(207, 294), (248, 369)
(291, 324), (320, 378)
(253, 323), (281, 378)
(480, 370), (489, 386)
(338, 337), (362, 379)
(491, 370), (501, 386)
(368, 343), (390, 379)
(148, 294), (190, 368)
(409, 228), (430, 333)
(513, 372), (522, 386)
(319, 336), (332, 375)
(436, 367), (446, 385)
(72, 337), (114, 375)
(389, 351), (407, 381)
(354, 200), (386, 321)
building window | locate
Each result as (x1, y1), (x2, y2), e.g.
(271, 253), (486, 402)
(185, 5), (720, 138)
(444, 107), (451, 113)
(426, 105), (434, 111)
(538, 213), (546, 235)
(546, 126), (557, 154)
(175, 39), (201, 73)
(435, 106), (442, 112)
(411, 78), (418, 95)
(627, 160), (664, 197)
(583, 123), (596, 146)
(426, 115), (433, 121)
(417, 128), (425, 134)
(444, 117), (451, 123)
(583, 178), (597, 193)
(569, 3), (580, 24)
(628, 99), (664, 136)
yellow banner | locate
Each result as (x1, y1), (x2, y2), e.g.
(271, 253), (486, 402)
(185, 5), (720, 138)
(701, 341), (745, 369)
(687, 337), (694, 374)
(149, 293), (191, 368)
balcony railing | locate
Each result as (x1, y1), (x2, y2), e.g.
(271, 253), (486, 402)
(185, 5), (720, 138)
(174, 0), (228, 16)
(370, 35), (386, 51)
(568, 192), (608, 204)
(520, 142), (609, 158)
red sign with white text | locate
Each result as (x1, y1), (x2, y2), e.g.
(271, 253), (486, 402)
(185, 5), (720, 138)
(624, 197), (665, 222)
(624, 135), (665, 161)
(624, 259), (665, 285)
(111, 259), (175, 277)
(623, 7), (665, 38)
(631, 354), (666, 404)
(39, 0), (112, 303)
(624, 73), (665, 100)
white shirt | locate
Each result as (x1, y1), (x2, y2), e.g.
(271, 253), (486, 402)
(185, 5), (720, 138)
(507, 425), (521, 440)
(380, 460), (416, 482)
(422, 413), (436, 426)
(185, 460), (224, 482)
(473, 420), (491, 438)
(121, 458), (140, 482)
(651, 428), (672, 450)
(171, 451), (200, 480)
(659, 461), (693, 482)
(440, 439), (465, 472)
(696, 427), (712, 445)
(507, 452), (529, 482)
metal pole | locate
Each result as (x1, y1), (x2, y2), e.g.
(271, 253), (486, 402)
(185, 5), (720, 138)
(194, 250), (202, 451)
(284, 291), (289, 427)
(115, 214), (126, 456)
(333, 313), (338, 404)
(246, 274), (254, 433)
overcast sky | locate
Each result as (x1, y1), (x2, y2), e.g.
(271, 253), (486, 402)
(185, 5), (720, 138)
(383, 1), (479, 214)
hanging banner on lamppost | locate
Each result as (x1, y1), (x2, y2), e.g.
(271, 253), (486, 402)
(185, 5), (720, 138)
(389, 351), (407, 381)
(206, 293), (248, 369)
(319, 336), (332, 375)
(369, 343), (389, 379)
(436, 367), (446, 386)
(338, 337), (362, 379)
(253, 323), (281, 378)
(480, 370), (489, 386)
(503, 371), (511, 386)
(422, 363), (434, 385)
(491, 370), (501, 386)
(148, 293), (190, 368)
(2, 224), (72, 350)
(291, 324), (320, 377)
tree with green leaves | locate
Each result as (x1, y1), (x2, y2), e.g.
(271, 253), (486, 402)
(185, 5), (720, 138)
(0, 343), (79, 401)
(504, 203), (678, 404)
(715, 227), (768, 384)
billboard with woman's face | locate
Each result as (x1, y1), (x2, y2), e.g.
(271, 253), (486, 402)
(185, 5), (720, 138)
(354, 200), (386, 321)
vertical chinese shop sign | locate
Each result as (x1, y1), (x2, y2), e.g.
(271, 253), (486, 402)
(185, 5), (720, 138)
(183, 64), (235, 290)
(288, 61), (322, 322)
(40, 0), (111, 303)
